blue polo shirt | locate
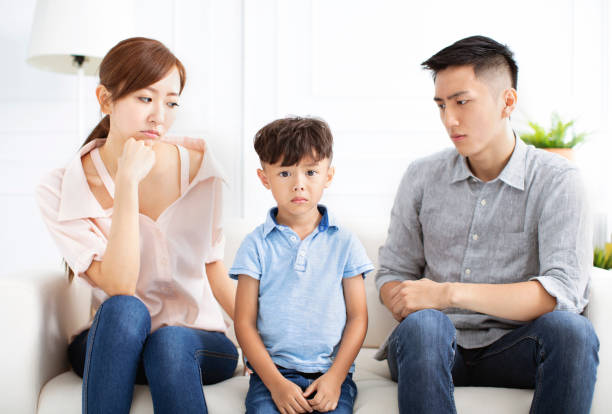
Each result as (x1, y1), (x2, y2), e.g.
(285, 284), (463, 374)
(230, 205), (374, 373)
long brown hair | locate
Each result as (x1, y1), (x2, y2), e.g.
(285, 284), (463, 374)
(67, 37), (186, 281)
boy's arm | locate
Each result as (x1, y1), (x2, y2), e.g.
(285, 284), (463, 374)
(303, 274), (367, 412)
(234, 275), (313, 414)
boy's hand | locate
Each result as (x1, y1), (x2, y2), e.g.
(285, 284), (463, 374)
(270, 377), (313, 414)
(303, 372), (343, 412)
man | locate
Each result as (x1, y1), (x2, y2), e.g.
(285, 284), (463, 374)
(376, 35), (599, 414)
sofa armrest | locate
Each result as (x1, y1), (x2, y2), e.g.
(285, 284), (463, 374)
(586, 267), (612, 413)
(0, 267), (91, 414)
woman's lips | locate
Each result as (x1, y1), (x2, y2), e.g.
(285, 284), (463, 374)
(141, 130), (160, 139)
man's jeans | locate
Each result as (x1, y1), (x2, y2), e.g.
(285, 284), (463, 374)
(387, 309), (599, 414)
(245, 367), (357, 414)
(68, 295), (239, 414)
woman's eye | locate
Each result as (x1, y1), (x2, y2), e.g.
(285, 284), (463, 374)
(279, 171), (290, 177)
(167, 102), (180, 108)
(139, 97), (152, 103)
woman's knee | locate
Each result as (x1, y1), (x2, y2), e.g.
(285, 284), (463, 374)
(95, 295), (151, 341)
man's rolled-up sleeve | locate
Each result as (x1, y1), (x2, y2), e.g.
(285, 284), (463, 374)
(529, 168), (592, 312)
(376, 164), (426, 294)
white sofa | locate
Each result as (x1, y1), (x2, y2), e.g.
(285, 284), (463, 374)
(2, 218), (611, 413)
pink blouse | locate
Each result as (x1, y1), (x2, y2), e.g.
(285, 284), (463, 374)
(36, 136), (228, 339)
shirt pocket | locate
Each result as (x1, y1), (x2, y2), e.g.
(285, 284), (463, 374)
(489, 231), (538, 283)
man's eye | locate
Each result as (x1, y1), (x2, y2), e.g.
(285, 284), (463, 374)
(279, 171), (290, 177)
(139, 97), (152, 103)
(457, 100), (467, 105)
(438, 103), (446, 110)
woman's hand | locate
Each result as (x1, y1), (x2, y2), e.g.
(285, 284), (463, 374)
(116, 138), (156, 184)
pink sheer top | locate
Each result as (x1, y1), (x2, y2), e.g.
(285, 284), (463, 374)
(36, 137), (228, 340)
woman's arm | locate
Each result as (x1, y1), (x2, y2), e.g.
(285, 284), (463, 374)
(303, 274), (368, 412)
(85, 139), (155, 296)
(234, 275), (313, 413)
(205, 260), (236, 320)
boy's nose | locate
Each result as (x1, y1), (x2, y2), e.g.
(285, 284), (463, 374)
(293, 183), (304, 191)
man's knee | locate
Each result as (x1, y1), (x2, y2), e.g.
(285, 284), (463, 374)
(392, 309), (455, 349)
(534, 311), (599, 363)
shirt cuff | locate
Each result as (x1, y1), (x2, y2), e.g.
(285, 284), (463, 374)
(229, 268), (261, 281)
(529, 275), (580, 312)
(375, 274), (407, 294)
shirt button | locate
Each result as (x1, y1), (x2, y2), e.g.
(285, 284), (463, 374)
(290, 236), (297, 242)
(465, 268), (471, 275)
(480, 199), (487, 206)
(472, 234), (479, 241)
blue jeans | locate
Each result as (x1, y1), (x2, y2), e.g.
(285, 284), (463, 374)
(67, 295), (238, 414)
(387, 309), (599, 414)
(245, 367), (357, 414)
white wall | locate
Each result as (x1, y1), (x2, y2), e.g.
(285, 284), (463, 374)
(1, 0), (611, 274)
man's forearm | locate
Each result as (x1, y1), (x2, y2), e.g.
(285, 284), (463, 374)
(448, 280), (556, 321)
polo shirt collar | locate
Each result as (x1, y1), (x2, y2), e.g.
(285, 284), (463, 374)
(263, 205), (338, 237)
(450, 134), (526, 191)
(57, 136), (226, 222)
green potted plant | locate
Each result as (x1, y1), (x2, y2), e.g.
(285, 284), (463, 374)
(594, 242), (612, 271)
(519, 112), (587, 161)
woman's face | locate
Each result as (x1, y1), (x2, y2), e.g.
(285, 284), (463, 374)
(106, 66), (181, 141)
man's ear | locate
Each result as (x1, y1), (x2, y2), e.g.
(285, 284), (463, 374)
(96, 84), (113, 115)
(325, 166), (335, 188)
(501, 87), (518, 118)
(257, 168), (271, 189)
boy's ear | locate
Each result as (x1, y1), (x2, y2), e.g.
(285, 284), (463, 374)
(324, 166), (335, 188)
(96, 84), (113, 115)
(257, 168), (271, 189)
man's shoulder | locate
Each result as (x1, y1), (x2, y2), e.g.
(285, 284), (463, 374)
(524, 146), (580, 186)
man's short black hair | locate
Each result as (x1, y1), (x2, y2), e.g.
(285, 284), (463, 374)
(421, 35), (518, 90)
(254, 116), (333, 166)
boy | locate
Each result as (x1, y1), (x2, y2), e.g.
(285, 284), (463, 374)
(231, 116), (373, 413)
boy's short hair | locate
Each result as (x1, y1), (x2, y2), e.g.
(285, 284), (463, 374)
(421, 35), (518, 90)
(254, 116), (333, 166)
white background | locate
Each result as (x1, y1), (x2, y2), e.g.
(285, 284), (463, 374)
(1, 0), (611, 274)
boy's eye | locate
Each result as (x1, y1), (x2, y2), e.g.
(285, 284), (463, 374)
(306, 170), (318, 176)
(139, 97), (152, 103)
(279, 171), (290, 177)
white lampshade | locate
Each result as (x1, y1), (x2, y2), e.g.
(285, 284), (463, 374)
(27, 0), (134, 76)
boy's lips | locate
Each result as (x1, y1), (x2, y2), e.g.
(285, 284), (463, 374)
(291, 197), (308, 203)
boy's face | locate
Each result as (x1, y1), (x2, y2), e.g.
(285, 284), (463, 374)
(257, 156), (334, 222)
(433, 65), (515, 159)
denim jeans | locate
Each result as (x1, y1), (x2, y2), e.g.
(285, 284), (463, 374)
(245, 367), (357, 414)
(387, 309), (599, 414)
(68, 295), (238, 414)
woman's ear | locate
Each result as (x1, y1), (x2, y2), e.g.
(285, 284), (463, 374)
(96, 85), (113, 115)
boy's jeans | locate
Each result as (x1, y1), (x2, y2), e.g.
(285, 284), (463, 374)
(68, 295), (238, 414)
(387, 309), (599, 414)
(245, 367), (357, 414)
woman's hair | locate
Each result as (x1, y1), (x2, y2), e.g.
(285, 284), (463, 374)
(67, 37), (186, 281)
(82, 37), (186, 148)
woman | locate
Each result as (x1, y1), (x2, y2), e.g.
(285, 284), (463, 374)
(36, 37), (238, 413)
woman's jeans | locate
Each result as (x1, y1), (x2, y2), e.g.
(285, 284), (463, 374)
(245, 367), (357, 414)
(68, 295), (238, 414)
(387, 309), (599, 414)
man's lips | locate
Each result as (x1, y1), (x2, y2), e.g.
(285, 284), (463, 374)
(451, 134), (466, 142)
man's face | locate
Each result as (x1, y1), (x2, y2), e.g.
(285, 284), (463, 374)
(433, 65), (508, 159)
(257, 156), (334, 221)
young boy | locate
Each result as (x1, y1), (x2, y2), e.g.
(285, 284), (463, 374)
(231, 116), (373, 414)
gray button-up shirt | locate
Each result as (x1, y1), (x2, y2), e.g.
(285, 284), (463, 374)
(375, 137), (592, 356)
